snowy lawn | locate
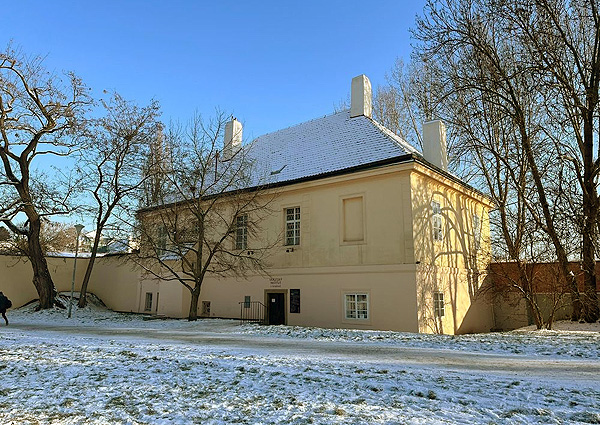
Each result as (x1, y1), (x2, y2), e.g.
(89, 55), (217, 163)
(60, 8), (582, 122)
(0, 300), (599, 424)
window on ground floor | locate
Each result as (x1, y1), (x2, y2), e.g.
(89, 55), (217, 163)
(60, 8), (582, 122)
(144, 292), (153, 312)
(345, 293), (369, 320)
(434, 292), (445, 317)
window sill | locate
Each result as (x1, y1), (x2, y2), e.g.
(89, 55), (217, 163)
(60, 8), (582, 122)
(342, 317), (371, 325)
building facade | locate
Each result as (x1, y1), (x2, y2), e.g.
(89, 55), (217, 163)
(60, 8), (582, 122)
(0, 75), (493, 334)
(136, 75), (494, 334)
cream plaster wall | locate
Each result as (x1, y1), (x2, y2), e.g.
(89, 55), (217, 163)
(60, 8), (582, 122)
(134, 161), (493, 334)
(198, 265), (420, 332)
(410, 164), (493, 334)
(256, 165), (416, 270)
(1, 161), (493, 334)
(0, 254), (141, 313)
(87, 257), (141, 313)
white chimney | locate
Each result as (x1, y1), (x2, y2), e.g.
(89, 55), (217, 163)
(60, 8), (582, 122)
(350, 74), (372, 118)
(423, 120), (448, 171)
(223, 118), (242, 160)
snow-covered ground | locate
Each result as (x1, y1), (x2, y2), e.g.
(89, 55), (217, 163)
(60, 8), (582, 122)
(0, 299), (599, 424)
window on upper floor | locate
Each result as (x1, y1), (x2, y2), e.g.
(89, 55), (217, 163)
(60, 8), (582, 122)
(473, 213), (481, 251)
(157, 225), (168, 256)
(431, 201), (443, 241)
(345, 293), (369, 320)
(434, 292), (445, 317)
(342, 196), (364, 243)
(285, 206), (300, 246)
(235, 214), (248, 250)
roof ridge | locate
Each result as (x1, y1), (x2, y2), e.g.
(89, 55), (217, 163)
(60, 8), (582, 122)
(367, 116), (420, 154)
(252, 109), (349, 141)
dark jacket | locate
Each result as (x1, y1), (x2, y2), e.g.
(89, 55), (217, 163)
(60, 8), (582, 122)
(0, 293), (12, 311)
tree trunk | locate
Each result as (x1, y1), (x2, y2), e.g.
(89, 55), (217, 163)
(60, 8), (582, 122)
(78, 253), (97, 308)
(28, 218), (56, 309)
(78, 230), (103, 308)
(582, 202), (599, 322)
(188, 286), (200, 321)
(581, 118), (600, 322)
(519, 126), (582, 320)
(518, 262), (545, 329)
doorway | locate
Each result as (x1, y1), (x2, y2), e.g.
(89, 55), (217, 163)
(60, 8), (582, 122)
(267, 292), (286, 325)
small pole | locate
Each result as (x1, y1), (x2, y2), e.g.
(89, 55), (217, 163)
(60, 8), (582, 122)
(68, 224), (84, 319)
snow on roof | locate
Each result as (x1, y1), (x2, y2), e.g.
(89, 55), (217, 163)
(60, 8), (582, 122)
(246, 109), (418, 185)
(140, 110), (421, 210)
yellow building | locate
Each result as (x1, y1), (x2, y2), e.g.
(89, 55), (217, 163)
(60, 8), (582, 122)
(136, 75), (494, 334)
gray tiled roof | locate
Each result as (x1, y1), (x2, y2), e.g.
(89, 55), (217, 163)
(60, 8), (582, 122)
(247, 110), (419, 185)
(141, 110), (421, 209)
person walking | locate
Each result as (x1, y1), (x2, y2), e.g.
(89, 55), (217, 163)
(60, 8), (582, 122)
(0, 291), (12, 326)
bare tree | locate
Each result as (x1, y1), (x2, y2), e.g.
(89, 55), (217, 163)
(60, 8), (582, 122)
(135, 112), (278, 321)
(413, 0), (600, 322)
(0, 221), (83, 255)
(514, 0), (600, 323)
(140, 122), (170, 209)
(0, 46), (90, 309)
(0, 226), (9, 242)
(75, 93), (160, 308)
(373, 58), (446, 151)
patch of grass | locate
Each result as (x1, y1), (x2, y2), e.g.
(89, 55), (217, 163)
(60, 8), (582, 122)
(570, 412), (600, 424)
(333, 407), (346, 416)
(411, 389), (438, 400)
(60, 398), (76, 408)
(107, 395), (127, 407)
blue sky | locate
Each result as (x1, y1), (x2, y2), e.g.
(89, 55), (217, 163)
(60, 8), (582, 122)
(2, 1), (424, 140)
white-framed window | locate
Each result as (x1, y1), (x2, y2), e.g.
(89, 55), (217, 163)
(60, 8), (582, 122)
(157, 225), (168, 255)
(285, 207), (301, 246)
(434, 292), (445, 317)
(144, 292), (153, 312)
(235, 214), (248, 250)
(431, 201), (443, 241)
(345, 293), (369, 320)
(473, 213), (481, 251)
(244, 295), (251, 308)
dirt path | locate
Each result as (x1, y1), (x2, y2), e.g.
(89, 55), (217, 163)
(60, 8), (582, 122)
(8, 322), (600, 385)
